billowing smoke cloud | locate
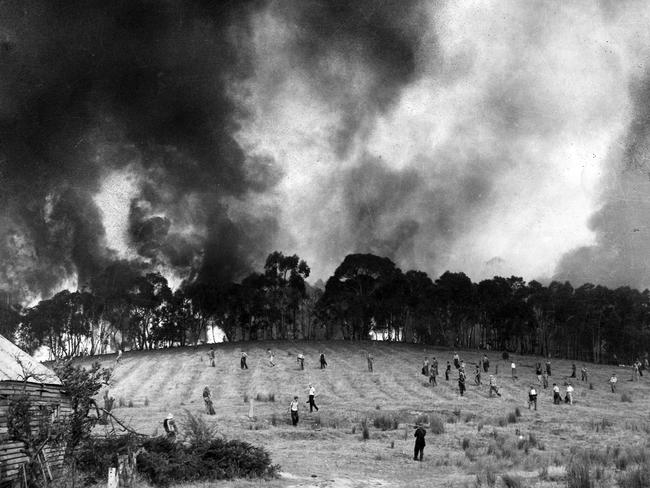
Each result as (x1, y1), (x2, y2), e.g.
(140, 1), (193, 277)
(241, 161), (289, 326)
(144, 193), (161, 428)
(555, 71), (650, 289)
(4, 0), (650, 302)
(238, 1), (641, 283)
(0, 0), (277, 300)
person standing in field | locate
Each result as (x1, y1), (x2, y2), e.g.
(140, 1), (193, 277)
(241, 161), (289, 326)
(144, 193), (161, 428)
(535, 362), (543, 385)
(609, 373), (618, 392)
(633, 362), (640, 381)
(307, 383), (319, 412)
(429, 366), (437, 386)
(289, 396), (300, 426)
(489, 375), (501, 397)
(297, 352), (305, 370)
(445, 361), (451, 381)
(422, 357), (429, 376)
(367, 352), (374, 372)
(432, 357), (439, 377)
(511, 361), (517, 380)
(571, 363), (576, 378)
(483, 354), (490, 373)
(203, 386), (215, 415)
(545, 359), (552, 376)
(453, 352), (460, 369)
(565, 383), (574, 405)
(552, 383), (561, 404)
(240, 351), (248, 369)
(475, 364), (481, 385)
(542, 370), (549, 389)
(528, 385), (538, 410)
(458, 369), (466, 397)
(163, 413), (178, 440)
(413, 424), (427, 461)
(208, 347), (215, 367)
(320, 352), (328, 369)
(268, 349), (276, 367)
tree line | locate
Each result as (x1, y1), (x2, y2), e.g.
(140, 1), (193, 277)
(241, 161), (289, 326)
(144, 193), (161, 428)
(1, 252), (649, 363)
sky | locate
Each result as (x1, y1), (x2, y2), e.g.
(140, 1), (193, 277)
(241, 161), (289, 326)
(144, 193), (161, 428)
(2, 0), (650, 302)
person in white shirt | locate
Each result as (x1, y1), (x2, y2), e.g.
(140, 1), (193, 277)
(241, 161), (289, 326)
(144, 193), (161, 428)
(609, 373), (618, 393)
(289, 396), (300, 426)
(240, 351), (248, 369)
(511, 361), (517, 380)
(307, 383), (319, 412)
(297, 353), (305, 370)
(552, 383), (561, 404)
(565, 383), (574, 405)
(528, 385), (537, 410)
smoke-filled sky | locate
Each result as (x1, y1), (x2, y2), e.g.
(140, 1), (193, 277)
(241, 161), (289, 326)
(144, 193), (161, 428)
(3, 0), (650, 302)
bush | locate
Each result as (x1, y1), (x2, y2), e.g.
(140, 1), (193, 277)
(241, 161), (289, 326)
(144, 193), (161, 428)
(501, 473), (523, 488)
(144, 397), (149, 407)
(622, 393), (633, 403)
(183, 410), (218, 445)
(137, 436), (279, 486)
(461, 437), (470, 450)
(75, 435), (142, 485)
(128, 400), (134, 408)
(567, 459), (591, 488)
(429, 415), (445, 434)
(618, 463), (650, 488)
(502, 351), (510, 360)
(255, 392), (275, 402)
(373, 415), (398, 431)
(514, 407), (522, 418)
(414, 414), (429, 425)
(507, 412), (518, 424)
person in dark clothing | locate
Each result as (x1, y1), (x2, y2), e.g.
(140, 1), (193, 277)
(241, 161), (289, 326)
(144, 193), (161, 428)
(545, 360), (552, 376)
(429, 366), (437, 386)
(483, 355), (489, 373)
(413, 425), (426, 461)
(432, 357), (439, 376)
(307, 384), (319, 412)
(208, 348), (215, 367)
(445, 361), (451, 381)
(320, 352), (327, 369)
(475, 365), (481, 385)
(570, 363), (576, 378)
(203, 386), (215, 415)
(240, 351), (248, 369)
(552, 383), (561, 404)
(458, 370), (466, 396)
(453, 352), (460, 369)
(297, 353), (304, 370)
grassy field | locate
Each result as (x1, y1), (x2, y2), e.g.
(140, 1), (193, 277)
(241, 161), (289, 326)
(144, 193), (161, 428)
(74, 341), (650, 488)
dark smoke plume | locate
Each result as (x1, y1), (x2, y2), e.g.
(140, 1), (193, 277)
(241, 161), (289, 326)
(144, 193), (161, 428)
(0, 0), (275, 300)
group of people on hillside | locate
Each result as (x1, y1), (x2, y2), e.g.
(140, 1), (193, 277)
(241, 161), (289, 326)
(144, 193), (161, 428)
(159, 346), (647, 446)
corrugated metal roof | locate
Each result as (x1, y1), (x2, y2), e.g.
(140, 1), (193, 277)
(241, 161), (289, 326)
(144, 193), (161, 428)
(0, 334), (62, 385)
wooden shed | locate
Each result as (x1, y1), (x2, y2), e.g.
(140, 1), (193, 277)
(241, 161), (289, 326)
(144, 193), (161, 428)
(0, 335), (72, 487)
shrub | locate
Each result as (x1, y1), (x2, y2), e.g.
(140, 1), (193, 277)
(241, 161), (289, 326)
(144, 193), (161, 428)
(373, 415), (398, 431)
(351, 425), (356, 434)
(477, 421), (484, 432)
(414, 414), (429, 425)
(128, 400), (134, 408)
(507, 412), (517, 424)
(485, 469), (497, 487)
(390, 440), (394, 449)
(461, 437), (470, 450)
(137, 436), (279, 486)
(501, 473), (523, 488)
(361, 419), (370, 440)
(75, 435), (142, 484)
(567, 459), (591, 488)
(243, 393), (249, 403)
(502, 351), (510, 360)
(429, 415), (445, 434)
(255, 393), (275, 402)
(618, 463), (650, 488)
(118, 397), (126, 408)
(514, 407), (522, 418)
(589, 382), (594, 390)
(144, 397), (149, 407)
(622, 393), (633, 403)
(183, 410), (218, 446)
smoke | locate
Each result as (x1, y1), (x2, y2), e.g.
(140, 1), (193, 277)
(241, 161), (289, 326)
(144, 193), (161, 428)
(4, 1), (650, 302)
(555, 69), (650, 289)
(238, 1), (641, 283)
(0, 0), (277, 301)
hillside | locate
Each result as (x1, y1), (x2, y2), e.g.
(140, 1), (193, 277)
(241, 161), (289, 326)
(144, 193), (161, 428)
(74, 341), (650, 487)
